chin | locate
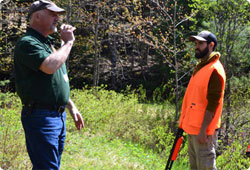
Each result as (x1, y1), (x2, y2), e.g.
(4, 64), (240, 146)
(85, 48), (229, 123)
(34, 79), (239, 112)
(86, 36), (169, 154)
(53, 27), (58, 33)
(50, 25), (57, 33)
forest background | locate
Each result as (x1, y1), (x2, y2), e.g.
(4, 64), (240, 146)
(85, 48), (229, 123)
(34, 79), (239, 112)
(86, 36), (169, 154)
(0, 0), (250, 169)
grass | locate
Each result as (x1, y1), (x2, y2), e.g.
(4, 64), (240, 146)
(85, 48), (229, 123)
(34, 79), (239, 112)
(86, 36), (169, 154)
(61, 132), (166, 170)
(0, 87), (249, 169)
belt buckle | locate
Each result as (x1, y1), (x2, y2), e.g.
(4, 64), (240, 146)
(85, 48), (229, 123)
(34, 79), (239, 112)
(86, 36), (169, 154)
(57, 106), (65, 114)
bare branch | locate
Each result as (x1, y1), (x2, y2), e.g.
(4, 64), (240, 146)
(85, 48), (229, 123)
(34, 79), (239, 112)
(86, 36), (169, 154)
(178, 68), (193, 82)
(150, 0), (173, 24)
(175, 12), (197, 28)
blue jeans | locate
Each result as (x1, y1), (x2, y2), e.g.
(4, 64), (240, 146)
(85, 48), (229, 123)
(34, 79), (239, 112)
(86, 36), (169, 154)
(21, 108), (66, 170)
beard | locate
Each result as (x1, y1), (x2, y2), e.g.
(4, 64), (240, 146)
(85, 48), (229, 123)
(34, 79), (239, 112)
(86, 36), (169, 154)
(195, 45), (209, 59)
(50, 24), (58, 33)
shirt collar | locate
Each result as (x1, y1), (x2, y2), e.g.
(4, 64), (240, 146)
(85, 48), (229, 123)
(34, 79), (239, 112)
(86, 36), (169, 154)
(26, 27), (55, 45)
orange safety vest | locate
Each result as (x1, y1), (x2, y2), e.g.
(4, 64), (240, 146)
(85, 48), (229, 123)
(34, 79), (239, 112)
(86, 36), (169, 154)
(179, 56), (226, 135)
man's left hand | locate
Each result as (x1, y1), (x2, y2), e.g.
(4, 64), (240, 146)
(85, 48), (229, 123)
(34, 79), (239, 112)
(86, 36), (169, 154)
(71, 112), (84, 130)
(198, 130), (208, 144)
(66, 98), (84, 131)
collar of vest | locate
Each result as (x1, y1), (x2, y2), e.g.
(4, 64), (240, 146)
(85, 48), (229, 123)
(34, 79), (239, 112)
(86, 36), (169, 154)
(200, 51), (220, 64)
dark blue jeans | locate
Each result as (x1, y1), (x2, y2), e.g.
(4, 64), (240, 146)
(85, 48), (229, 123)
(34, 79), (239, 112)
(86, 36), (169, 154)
(21, 108), (66, 170)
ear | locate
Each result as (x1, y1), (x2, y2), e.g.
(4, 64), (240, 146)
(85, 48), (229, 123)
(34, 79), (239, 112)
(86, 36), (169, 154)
(209, 41), (215, 50)
(35, 12), (40, 20)
(30, 13), (38, 22)
(33, 11), (43, 21)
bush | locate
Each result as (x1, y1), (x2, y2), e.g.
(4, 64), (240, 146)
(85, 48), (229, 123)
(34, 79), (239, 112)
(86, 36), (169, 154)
(71, 86), (177, 152)
(230, 74), (250, 108)
(1, 86), (249, 169)
(0, 93), (31, 169)
(217, 140), (250, 169)
(218, 73), (250, 167)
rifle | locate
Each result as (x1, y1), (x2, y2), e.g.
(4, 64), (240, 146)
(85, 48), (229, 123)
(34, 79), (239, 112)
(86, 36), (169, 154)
(246, 143), (250, 157)
(165, 128), (184, 170)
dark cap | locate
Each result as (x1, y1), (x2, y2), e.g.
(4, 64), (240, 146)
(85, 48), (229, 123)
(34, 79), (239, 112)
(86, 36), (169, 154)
(189, 30), (217, 48)
(28, 0), (65, 19)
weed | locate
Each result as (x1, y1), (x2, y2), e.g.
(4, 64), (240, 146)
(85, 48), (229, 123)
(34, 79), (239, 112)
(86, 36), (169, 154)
(0, 87), (249, 169)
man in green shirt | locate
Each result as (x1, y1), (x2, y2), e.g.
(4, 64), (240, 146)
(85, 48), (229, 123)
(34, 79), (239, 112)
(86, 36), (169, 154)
(14, 1), (84, 169)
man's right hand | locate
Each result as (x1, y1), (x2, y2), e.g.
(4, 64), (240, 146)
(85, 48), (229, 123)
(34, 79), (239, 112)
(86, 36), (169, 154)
(60, 24), (76, 44)
(40, 24), (76, 74)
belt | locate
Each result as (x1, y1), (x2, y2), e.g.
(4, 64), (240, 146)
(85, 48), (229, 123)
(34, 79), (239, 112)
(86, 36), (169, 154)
(24, 102), (66, 114)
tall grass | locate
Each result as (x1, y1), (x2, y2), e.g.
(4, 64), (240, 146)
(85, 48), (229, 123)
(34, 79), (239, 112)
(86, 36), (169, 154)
(70, 86), (179, 153)
(0, 93), (31, 169)
(0, 86), (249, 169)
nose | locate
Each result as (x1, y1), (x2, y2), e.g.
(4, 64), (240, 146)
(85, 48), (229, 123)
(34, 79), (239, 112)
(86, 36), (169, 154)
(55, 16), (59, 22)
(195, 44), (200, 50)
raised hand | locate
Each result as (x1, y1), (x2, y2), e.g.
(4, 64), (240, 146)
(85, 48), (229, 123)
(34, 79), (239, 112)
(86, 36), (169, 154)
(60, 24), (76, 44)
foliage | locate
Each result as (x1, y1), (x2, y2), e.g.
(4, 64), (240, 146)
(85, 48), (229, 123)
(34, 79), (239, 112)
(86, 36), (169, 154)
(190, 0), (250, 146)
(1, 0), (249, 105)
(230, 74), (250, 107)
(194, 0), (250, 74)
(62, 134), (166, 170)
(217, 140), (250, 170)
(0, 0), (197, 100)
(0, 93), (30, 169)
(0, 88), (250, 169)
(1, 0), (250, 168)
(0, 88), (186, 169)
(219, 73), (250, 155)
(70, 85), (177, 152)
(0, 0), (27, 92)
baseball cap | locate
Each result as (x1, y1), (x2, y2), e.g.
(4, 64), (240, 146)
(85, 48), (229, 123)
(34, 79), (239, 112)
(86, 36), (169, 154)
(28, 0), (65, 19)
(189, 30), (217, 48)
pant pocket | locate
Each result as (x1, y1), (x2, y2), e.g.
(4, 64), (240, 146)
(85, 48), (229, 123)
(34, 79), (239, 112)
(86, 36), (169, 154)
(199, 143), (216, 170)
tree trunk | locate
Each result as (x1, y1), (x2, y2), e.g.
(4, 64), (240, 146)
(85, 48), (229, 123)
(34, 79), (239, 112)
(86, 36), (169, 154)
(0, 2), (2, 30)
(66, 0), (72, 24)
(65, 0), (72, 68)
(173, 1), (179, 125)
(110, 35), (117, 90)
(93, 2), (100, 86)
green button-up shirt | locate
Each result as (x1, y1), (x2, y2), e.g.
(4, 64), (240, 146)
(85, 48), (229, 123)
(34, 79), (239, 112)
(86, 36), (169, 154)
(14, 28), (70, 105)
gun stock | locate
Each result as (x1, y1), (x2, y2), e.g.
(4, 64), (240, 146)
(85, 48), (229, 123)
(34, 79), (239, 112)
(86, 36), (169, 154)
(246, 143), (250, 157)
(165, 128), (184, 170)
(171, 136), (184, 161)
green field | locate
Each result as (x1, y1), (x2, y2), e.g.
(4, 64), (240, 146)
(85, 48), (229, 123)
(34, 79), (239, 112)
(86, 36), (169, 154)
(0, 88), (249, 169)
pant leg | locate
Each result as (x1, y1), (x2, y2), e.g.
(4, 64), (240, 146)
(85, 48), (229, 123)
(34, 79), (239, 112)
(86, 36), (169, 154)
(188, 132), (218, 170)
(188, 134), (198, 170)
(57, 112), (66, 169)
(21, 108), (66, 170)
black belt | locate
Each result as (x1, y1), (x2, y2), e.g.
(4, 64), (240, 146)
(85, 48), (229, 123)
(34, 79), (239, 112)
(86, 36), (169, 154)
(24, 102), (66, 114)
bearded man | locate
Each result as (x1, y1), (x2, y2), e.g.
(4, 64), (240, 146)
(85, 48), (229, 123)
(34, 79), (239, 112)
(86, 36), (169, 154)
(179, 31), (226, 170)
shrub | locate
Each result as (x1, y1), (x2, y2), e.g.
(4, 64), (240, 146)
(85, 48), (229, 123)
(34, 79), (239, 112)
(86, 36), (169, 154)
(70, 86), (178, 152)
(217, 140), (250, 169)
(0, 93), (31, 169)
(1, 86), (249, 169)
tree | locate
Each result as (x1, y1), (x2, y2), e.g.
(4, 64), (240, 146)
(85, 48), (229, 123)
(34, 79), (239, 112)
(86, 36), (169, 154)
(0, 0), (30, 92)
(127, 0), (197, 124)
(192, 0), (250, 145)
